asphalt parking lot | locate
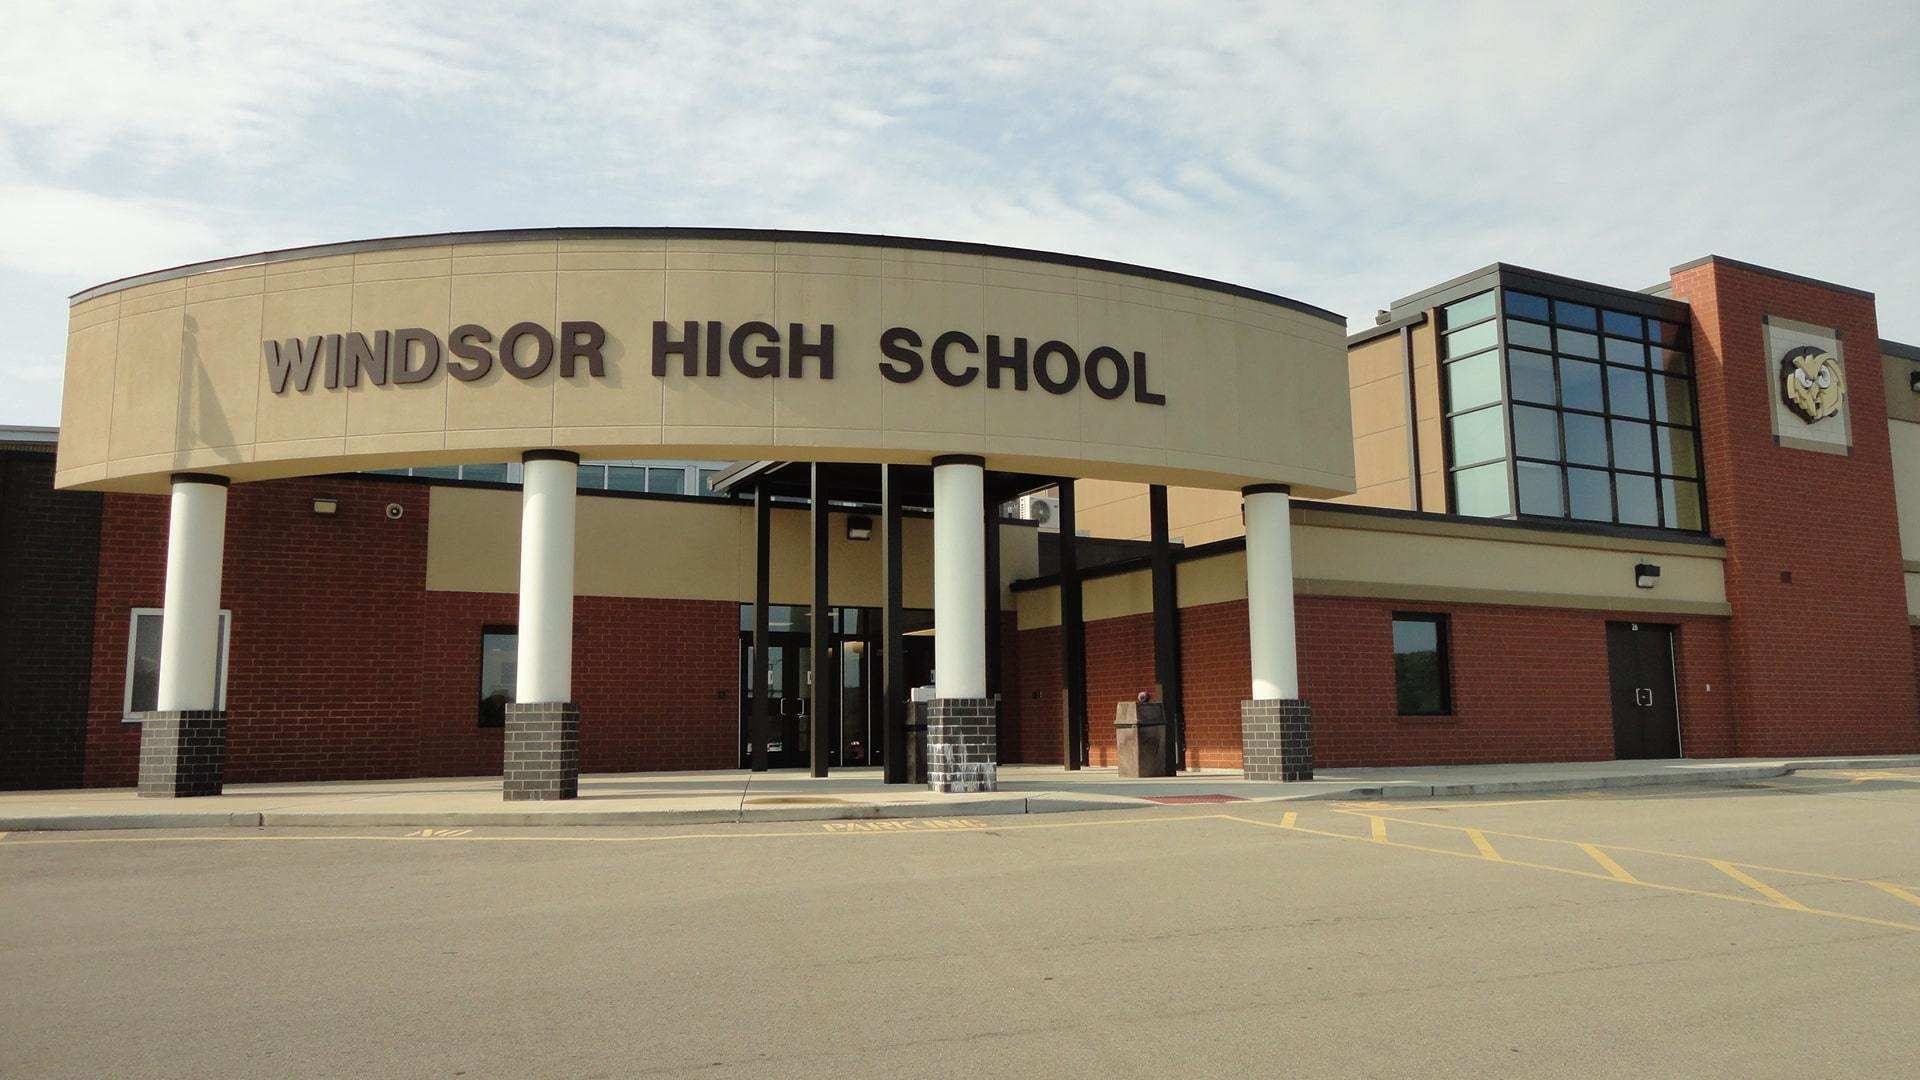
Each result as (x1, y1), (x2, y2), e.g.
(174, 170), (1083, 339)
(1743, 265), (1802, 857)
(5, 768), (1919, 1078)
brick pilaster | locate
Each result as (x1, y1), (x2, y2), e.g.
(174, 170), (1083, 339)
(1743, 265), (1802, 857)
(503, 702), (579, 801)
(135, 710), (227, 797)
(927, 697), (997, 793)
(1241, 698), (1313, 782)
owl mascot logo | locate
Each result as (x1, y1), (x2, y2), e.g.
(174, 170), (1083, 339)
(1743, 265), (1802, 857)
(1780, 345), (1845, 423)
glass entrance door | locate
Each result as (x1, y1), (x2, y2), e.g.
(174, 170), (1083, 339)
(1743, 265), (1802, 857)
(739, 633), (810, 769)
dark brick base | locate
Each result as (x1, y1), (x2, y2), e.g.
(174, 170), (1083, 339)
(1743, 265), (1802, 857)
(927, 697), (997, 793)
(504, 702), (580, 801)
(1241, 699), (1313, 782)
(135, 710), (227, 797)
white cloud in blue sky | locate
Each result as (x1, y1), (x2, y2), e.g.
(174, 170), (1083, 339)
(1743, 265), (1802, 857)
(2, 0), (1916, 424)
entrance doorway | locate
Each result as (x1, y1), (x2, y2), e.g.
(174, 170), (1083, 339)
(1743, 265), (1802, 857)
(737, 605), (934, 770)
(1605, 621), (1681, 759)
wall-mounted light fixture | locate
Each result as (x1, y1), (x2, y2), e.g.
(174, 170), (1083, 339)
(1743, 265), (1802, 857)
(1634, 562), (1661, 589)
(846, 514), (874, 542)
(312, 498), (339, 516)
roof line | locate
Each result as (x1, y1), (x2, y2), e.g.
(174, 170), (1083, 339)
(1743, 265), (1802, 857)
(67, 226), (1345, 324)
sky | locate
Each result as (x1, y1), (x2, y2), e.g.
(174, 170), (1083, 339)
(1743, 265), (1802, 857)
(3, 0), (1917, 427)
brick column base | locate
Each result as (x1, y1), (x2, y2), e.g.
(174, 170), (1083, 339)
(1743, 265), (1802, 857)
(504, 702), (580, 801)
(136, 710), (228, 797)
(927, 697), (997, 793)
(1241, 699), (1314, 782)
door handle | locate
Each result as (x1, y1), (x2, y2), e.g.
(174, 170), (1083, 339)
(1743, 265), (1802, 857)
(1635, 688), (1653, 707)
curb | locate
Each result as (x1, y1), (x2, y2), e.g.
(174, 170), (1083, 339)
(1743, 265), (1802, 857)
(2, 758), (1914, 832)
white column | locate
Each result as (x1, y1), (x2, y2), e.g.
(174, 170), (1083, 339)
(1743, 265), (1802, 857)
(155, 475), (229, 712)
(932, 456), (987, 699)
(1243, 486), (1298, 700)
(517, 452), (578, 703)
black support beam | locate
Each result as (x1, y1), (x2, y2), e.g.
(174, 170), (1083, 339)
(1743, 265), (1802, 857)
(1148, 484), (1185, 773)
(808, 463), (831, 778)
(1059, 480), (1086, 770)
(881, 465), (909, 784)
(750, 486), (771, 772)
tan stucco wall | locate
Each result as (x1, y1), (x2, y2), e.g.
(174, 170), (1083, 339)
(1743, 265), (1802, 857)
(1066, 479), (1243, 547)
(1015, 506), (1728, 629)
(57, 233), (1355, 498)
(1331, 331), (1417, 511)
(1883, 353), (1920, 424)
(425, 485), (1038, 608)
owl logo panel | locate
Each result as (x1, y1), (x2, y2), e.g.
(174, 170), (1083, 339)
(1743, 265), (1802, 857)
(1779, 345), (1845, 424)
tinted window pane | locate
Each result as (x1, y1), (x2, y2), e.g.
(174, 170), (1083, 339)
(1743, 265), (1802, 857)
(1392, 617), (1448, 715)
(1662, 479), (1704, 530)
(698, 469), (724, 496)
(1516, 461), (1565, 516)
(1443, 291), (1496, 327)
(414, 466), (460, 480)
(1607, 366), (1651, 418)
(605, 465), (648, 492)
(1446, 352), (1502, 411)
(1557, 329), (1600, 359)
(1513, 405), (1560, 459)
(647, 468), (686, 494)
(1603, 310), (1644, 338)
(1554, 301), (1598, 330)
(1611, 419), (1655, 472)
(1453, 461), (1512, 517)
(1651, 374), (1694, 423)
(1505, 291), (1550, 320)
(1604, 336), (1647, 366)
(1650, 347), (1691, 374)
(1650, 319), (1685, 346)
(1568, 467), (1611, 521)
(1657, 425), (1699, 477)
(1508, 349), (1556, 404)
(129, 612), (162, 714)
(1561, 359), (1604, 411)
(479, 631), (516, 728)
(1506, 319), (1552, 351)
(1615, 473), (1659, 526)
(1444, 320), (1498, 358)
(1449, 407), (1507, 465)
(461, 463), (509, 483)
(576, 465), (608, 490)
(1564, 413), (1608, 466)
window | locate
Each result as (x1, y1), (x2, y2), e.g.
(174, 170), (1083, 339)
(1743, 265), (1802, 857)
(123, 608), (231, 719)
(1443, 284), (1706, 532)
(1392, 613), (1452, 716)
(479, 627), (517, 728)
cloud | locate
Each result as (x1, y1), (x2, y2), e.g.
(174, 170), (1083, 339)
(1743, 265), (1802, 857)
(2, 0), (1917, 429)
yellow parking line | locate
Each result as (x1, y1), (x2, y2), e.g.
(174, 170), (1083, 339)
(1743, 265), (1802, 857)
(1218, 814), (1920, 935)
(1870, 881), (1920, 910)
(1336, 808), (1920, 891)
(1708, 859), (1809, 910)
(1279, 811), (1298, 829)
(1579, 843), (1638, 883)
(1369, 816), (1388, 843)
(1466, 828), (1502, 861)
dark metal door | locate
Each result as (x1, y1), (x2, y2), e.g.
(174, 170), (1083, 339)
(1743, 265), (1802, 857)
(740, 634), (810, 768)
(1606, 622), (1681, 759)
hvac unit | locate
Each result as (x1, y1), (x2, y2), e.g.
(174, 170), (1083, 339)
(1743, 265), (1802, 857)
(1017, 494), (1061, 532)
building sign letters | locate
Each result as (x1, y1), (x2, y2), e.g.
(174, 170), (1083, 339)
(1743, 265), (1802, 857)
(265, 320), (1166, 405)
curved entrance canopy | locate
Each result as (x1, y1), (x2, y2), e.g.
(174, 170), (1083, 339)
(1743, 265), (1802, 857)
(56, 228), (1354, 496)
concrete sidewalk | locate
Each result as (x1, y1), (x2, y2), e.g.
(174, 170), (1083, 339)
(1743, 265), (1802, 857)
(3, 755), (1917, 831)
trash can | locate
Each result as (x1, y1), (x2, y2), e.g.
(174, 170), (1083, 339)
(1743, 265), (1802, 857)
(1115, 700), (1172, 778)
(904, 700), (930, 785)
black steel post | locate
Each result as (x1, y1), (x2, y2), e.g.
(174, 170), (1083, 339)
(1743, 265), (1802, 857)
(1149, 484), (1186, 773)
(809, 463), (831, 778)
(1059, 480), (1086, 770)
(983, 476), (1003, 760)
(751, 485), (771, 772)
(881, 465), (908, 783)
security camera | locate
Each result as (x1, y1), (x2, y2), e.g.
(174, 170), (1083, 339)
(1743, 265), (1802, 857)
(386, 503), (404, 520)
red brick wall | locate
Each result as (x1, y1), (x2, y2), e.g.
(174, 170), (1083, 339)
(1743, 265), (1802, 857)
(1668, 260), (1920, 755)
(1006, 594), (1736, 769)
(0, 452), (102, 789)
(81, 477), (740, 787)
